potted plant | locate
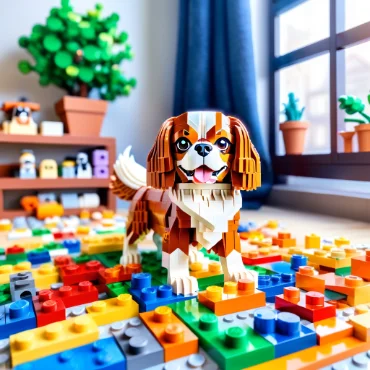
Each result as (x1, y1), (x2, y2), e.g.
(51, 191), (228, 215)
(279, 92), (309, 155)
(338, 95), (370, 152)
(18, 0), (136, 137)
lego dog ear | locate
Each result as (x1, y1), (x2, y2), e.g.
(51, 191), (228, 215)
(147, 118), (176, 189)
(229, 116), (261, 191)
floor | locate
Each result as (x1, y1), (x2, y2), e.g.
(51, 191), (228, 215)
(241, 206), (370, 246)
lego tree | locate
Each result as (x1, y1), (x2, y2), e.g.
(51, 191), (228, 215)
(338, 95), (370, 124)
(18, 0), (136, 101)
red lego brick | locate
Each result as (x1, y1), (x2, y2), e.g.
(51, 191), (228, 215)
(6, 245), (25, 254)
(98, 264), (142, 284)
(275, 287), (336, 322)
(53, 281), (99, 308)
(242, 250), (282, 265)
(32, 293), (66, 327)
(59, 260), (103, 285)
(53, 231), (76, 240)
(54, 255), (75, 269)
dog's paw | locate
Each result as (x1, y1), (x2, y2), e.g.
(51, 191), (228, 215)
(120, 250), (141, 266)
(170, 276), (198, 296)
(229, 269), (258, 284)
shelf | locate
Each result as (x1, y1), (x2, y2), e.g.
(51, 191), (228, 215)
(2, 206), (107, 219)
(0, 178), (110, 190)
(0, 133), (115, 147)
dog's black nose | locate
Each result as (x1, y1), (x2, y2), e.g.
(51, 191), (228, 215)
(195, 143), (212, 157)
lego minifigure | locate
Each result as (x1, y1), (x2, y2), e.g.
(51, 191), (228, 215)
(19, 150), (36, 179)
(76, 152), (92, 178)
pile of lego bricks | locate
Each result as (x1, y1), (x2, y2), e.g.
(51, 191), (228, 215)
(1, 221), (370, 369)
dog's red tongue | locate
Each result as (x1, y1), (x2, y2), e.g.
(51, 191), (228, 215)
(193, 165), (214, 183)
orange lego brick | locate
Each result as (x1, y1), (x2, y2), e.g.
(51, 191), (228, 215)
(351, 250), (370, 281)
(98, 264), (142, 284)
(349, 312), (370, 341)
(247, 336), (370, 370)
(306, 317), (353, 345)
(189, 261), (223, 279)
(295, 266), (325, 293)
(140, 306), (198, 362)
(272, 232), (296, 248)
(198, 279), (265, 316)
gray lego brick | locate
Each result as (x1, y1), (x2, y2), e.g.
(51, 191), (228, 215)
(9, 271), (36, 301)
(112, 317), (164, 370)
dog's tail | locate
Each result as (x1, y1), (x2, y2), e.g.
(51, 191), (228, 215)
(110, 146), (147, 201)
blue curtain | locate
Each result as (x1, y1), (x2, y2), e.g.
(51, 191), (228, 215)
(174, 0), (273, 209)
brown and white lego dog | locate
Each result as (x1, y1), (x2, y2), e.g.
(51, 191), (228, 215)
(111, 111), (261, 295)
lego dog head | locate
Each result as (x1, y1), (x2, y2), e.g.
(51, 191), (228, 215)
(147, 112), (261, 190)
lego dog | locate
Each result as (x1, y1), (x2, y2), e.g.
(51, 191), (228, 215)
(111, 112), (261, 294)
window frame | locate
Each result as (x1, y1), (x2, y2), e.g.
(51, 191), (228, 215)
(270, 0), (370, 181)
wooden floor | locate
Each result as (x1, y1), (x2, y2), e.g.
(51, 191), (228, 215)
(241, 206), (370, 246)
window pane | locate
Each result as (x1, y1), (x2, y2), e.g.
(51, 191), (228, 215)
(344, 0), (370, 31)
(277, 0), (329, 56)
(277, 54), (330, 155)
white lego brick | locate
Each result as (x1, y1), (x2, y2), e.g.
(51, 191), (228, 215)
(40, 121), (64, 136)
(49, 248), (69, 258)
(8, 229), (32, 240)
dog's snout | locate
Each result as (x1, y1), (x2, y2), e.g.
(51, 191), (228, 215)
(194, 143), (212, 157)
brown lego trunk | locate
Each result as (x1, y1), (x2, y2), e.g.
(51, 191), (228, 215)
(355, 124), (370, 152)
(279, 121), (309, 155)
(55, 96), (108, 137)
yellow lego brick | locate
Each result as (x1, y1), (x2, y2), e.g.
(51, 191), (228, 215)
(32, 264), (59, 289)
(248, 336), (370, 370)
(81, 234), (123, 254)
(349, 312), (370, 341)
(305, 234), (321, 249)
(334, 237), (350, 247)
(281, 247), (304, 262)
(77, 225), (91, 235)
(189, 261), (223, 278)
(10, 315), (99, 366)
(302, 248), (354, 269)
(0, 262), (32, 284)
(17, 240), (44, 251)
(86, 294), (138, 326)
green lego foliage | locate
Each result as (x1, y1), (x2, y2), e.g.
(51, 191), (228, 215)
(94, 251), (121, 267)
(282, 92), (305, 121)
(338, 95), (370, 124)
(18, 0), (136, 100)
(0, 284), (11, 305)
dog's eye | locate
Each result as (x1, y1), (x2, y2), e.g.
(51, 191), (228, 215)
(176, 137), (191, 152)
(215, 138), (231, 152)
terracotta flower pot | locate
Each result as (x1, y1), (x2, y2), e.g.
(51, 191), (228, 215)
(55, 96), (108, 137)
(355, 124), (370, 152)
(338, 131), (355, 153)
(279, 121), (309, 155)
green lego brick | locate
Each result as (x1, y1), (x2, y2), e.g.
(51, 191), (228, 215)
(199, 248), (220, 261)
(0, 248), (5, 257)
(43, 242), (64, 251)
(73, 254), (98, 264)
(335, 266), (351, 276)
(106, 282), (130, 297)
(170, 299), (274, 369)
(94, 251), (122, 267)
(197, 274), (225, 291)
(4, 253), (27, 264)
(244, 265), (276, 276)
(32, 228), (52, 236)
(0, 284), (11, 305)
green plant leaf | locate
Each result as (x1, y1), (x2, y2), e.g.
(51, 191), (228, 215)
(66, 65), (79, 77)
(43, 34), (62, 52)
(78, 66), (94, 83)
(54, 51), (73, 68)
(83, 45), (101, 62)
(47, 16), (64, 32)
(18, 60), (32, 74)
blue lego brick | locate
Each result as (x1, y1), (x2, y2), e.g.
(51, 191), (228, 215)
(257, 273), (295, 303)
(260, 255), (307, 275)
(238, 221), (257, 232)
(252, 308), (316, 358)
(128, 273), (196, 312)
(0, 305), (5, 326)
(14, 337), (126, 370)
(62, 239), (81, 254)
(0, 299), (36, 339)
(27, 249), (51, 265)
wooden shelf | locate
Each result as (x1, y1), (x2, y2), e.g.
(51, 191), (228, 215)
(0, 133), (115, 147)
(0, 178), (110, 190)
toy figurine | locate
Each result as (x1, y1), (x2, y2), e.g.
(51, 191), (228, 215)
(39, 159), (58, 179)
(1, 100), (39, 135)
(76, 152), (92, 179)
(62, 159), (76, 178)
(19, 150), (37, 179)
(111, 111), (261, 295)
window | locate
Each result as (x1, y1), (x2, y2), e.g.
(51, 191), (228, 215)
(271, 0), (370, 181)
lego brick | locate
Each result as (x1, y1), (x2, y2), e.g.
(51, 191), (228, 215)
(272, 232), (296, 248)
(81, 235), (123, 255)
(0, 262), (33, 285)
(198, 280), (265, 316)
(302, 248), (356, 270)
(0, 299), (37, 340)
(62, 239), (81, 254)
(0, 283), (11, 305)
(252, 308), (316, 358)
(13, 336), (125, 370)
(9, 315), (99, 366)
(248, 336), (370, 370)
(129, 273), (196, 312)
(112, 317), (164, 370)
(98, 264), (142, 284)
(106, 282), (130, 297)
(306, 317), (353, 345)
(349, 312), (370, 341)
(32, 264), (59, 289)
(189, 261), (223, 279)
(140, 306), (198, 362)
(242, 249), (282, 265)
(27, 249), (51, 265)
(295, 266), (325, 293)
(170, 299), (274, 370)
(59, 260), (103, 285)
(198, 274), (225, 291)
(275, 288), (336, 322)
(53, 255), (75, 269)
(10, 271), (36, 301)
(351, 250), (370, 281)
(93, 165), (109, 178)
(40, 121), (64, 136)
(260, 255), (308, 275)
(305, 234), (321, 249)
(257, 273), (295, 302)
(86, 294), (138, 325)
(32, 295), (66, 327)
(92, 149), (109, 166)
(94, 251), (122, 268)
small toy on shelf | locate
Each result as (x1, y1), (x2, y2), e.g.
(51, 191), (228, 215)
(39, 121), (64, 136)
(39, 159), (58, 179)
(20, 196), (39, 212)
(1, 100), (39, 135)
(92, 149), (109, 178)
(279, 92), (309, 155)
(36, 202), (64, 220)
(76, 152), (92, 179)
(19, 150), (37, 179)
(61, 159), (76, 178)
(79, 193), (100, 209)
